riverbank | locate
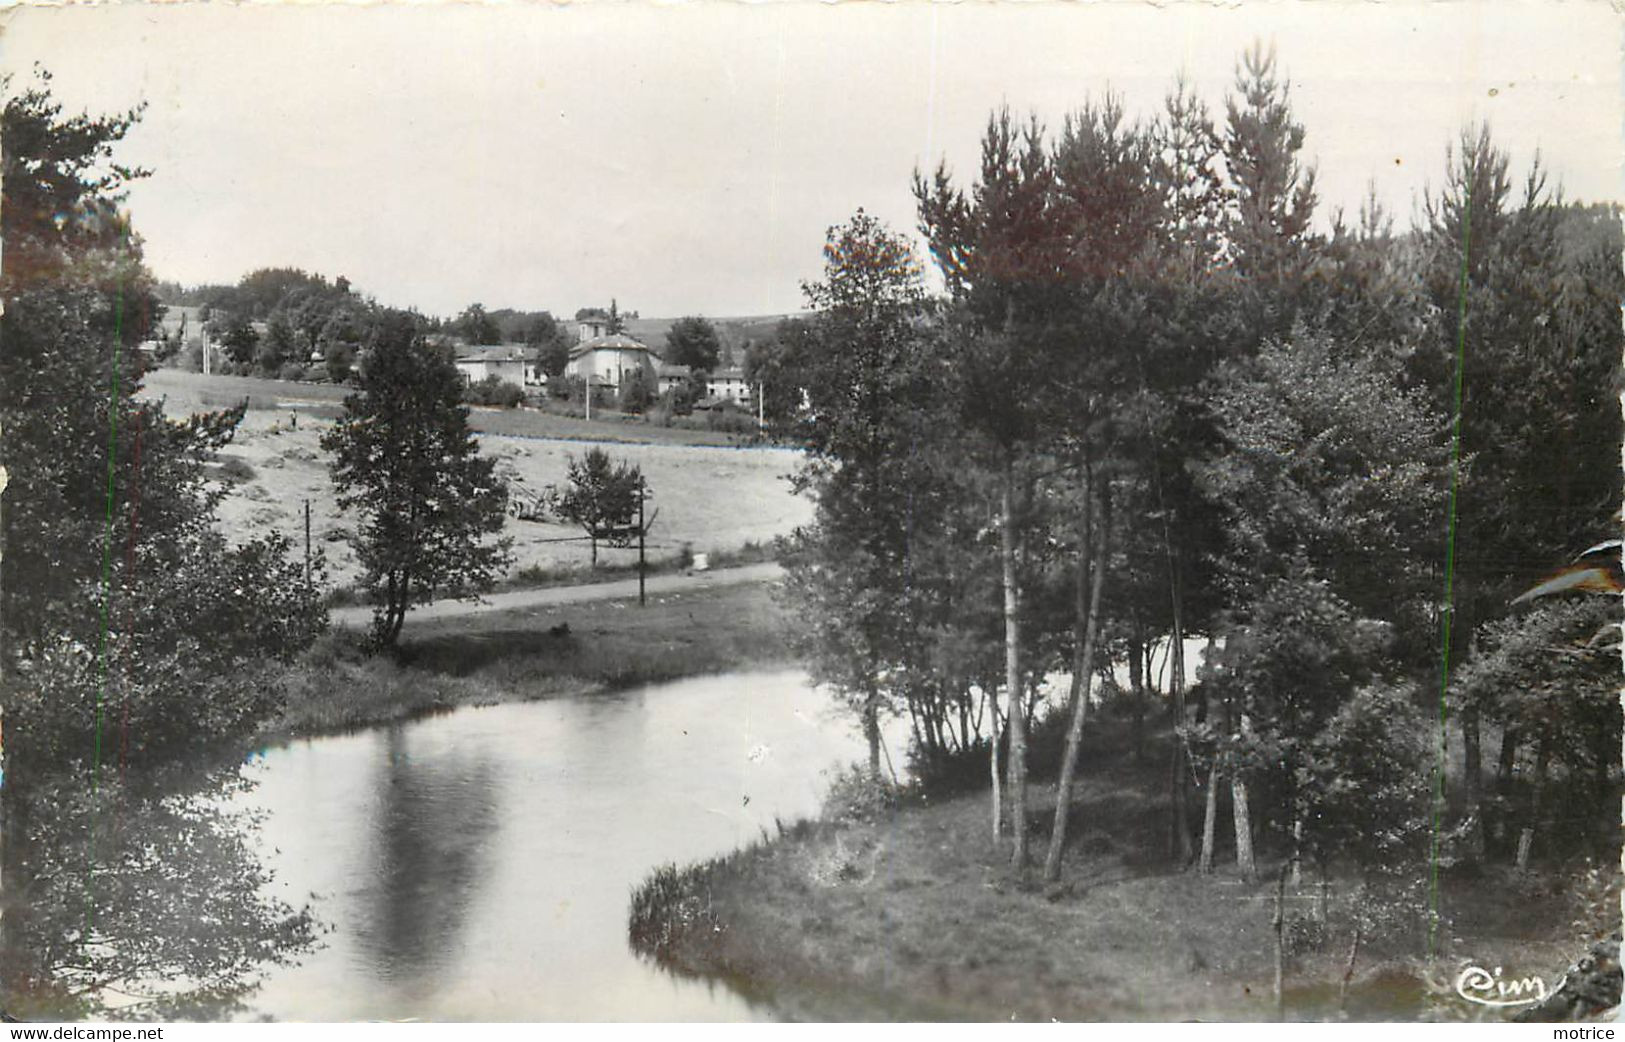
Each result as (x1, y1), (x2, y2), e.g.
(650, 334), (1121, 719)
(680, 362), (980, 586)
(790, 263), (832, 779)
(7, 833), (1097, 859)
(630, 717), (1618, 1022)
(255, 578), (795, 748)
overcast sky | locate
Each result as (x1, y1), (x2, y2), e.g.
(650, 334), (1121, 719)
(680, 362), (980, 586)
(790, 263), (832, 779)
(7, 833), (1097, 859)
(3, 1), (1619, 320)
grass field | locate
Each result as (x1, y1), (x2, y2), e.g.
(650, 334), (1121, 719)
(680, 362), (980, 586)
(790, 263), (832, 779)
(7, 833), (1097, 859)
(259, 578), (795, 746)
(140, 369), (812, 587)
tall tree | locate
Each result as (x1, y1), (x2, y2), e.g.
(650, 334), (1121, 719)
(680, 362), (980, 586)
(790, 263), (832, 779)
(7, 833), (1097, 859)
(781, 211), (940, 782)
(323, 313), (512, 646)
(453, 302), (502, 345)
(664, 315), (723, 372)
(917, 109), (1069, 870)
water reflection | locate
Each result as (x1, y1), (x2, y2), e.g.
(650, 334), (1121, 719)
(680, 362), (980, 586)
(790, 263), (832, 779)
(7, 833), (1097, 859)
(242, 670), (876, 1021)
(3, 766), (320, 1021)
(355, 726), (499, 994)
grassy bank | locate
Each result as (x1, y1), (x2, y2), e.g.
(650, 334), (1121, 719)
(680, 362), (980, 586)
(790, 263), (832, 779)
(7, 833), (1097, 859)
(629, 717), (1618, 1022)
(255, 579), (794, 747)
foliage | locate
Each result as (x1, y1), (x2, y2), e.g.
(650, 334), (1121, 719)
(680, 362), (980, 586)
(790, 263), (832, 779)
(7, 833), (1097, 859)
(1301, 682), (1433, 874)
(555, 447), (645, 568)
(1452, 596), (1621, 851)
(451, 302), (502, 345)
(462, 373), (525, 408)
(322, 312), (512, 646)
(617, 369), (655, 414)
(5, 770), (322, 1020)
(2, 71), (329, 771)
(743, 319), (812, 428)
(1198, 329), (1448, 660)
(0, 70), (329, 1018)
(820, 764), (899, 825)
(664, 315), (722, 372)
(778, 211), (978, 777)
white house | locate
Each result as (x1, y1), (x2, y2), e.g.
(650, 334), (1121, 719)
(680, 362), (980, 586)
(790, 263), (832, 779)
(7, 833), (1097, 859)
(453, 344), (530, 388)
(565, 333), (660, 394)
(707, 366), (752, 406)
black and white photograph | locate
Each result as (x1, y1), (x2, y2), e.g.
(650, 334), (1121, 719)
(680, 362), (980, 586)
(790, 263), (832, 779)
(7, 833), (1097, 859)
(0, 0), (1620, 1024)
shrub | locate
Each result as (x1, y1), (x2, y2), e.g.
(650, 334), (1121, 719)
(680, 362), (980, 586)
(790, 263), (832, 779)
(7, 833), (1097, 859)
(820, 764), (897, 825)
(278, 362), (307, 382)
(462, 374), (524, 408)
(704, 407), (757, 435)
(618, 371), (654, 414)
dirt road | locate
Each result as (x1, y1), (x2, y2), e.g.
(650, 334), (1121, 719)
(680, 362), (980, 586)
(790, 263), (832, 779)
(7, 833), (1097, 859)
(329, 562), (784, 628)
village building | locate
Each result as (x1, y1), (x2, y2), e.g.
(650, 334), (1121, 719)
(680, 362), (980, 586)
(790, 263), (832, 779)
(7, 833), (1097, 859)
(707, 366), (752, 406)
(656, 362), (693, 396)
(452, 343), (531, 388)
(565, 332), (660, 394)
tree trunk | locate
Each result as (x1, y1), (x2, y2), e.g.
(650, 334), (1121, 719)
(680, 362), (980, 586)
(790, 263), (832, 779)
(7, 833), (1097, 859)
(1000, 461), (1028, 872)
(1290, 804), (1304, 887)
(863, 683), (881, 782)
(1497, 725), (1518, 788)
(1199, 760), (1220, 875)
(989, 701), (1003, 848)
(1529, 730), (1552, 861)
(1233, 711), (1256, 881)
(1462, 703), (1484, 859)
(1129, 634), (1145, 764)
(1273, 863), (1288, 1017)
(1043, 471), (1106, 883)
(1339, 926), (1362, 1014)
(1232, 773), (1256, 882)
(1168, 600), (1192, 864)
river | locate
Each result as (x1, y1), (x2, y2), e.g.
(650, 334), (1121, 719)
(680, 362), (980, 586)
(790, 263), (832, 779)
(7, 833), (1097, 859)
(236, 669), (880, 1021)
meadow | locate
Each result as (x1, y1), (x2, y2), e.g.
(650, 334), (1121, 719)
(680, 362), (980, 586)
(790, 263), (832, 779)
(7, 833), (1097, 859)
(141, 369), (813, 588)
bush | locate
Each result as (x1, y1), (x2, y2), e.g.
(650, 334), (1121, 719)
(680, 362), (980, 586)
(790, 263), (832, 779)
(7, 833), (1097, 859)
(618, 372), (654, 414)
(704, 407), (758, 435)
(820, 764), (897, 825)
(278, 362), (307, 382)
(462, 374), (524, 408)
(659, 385), (695, 417)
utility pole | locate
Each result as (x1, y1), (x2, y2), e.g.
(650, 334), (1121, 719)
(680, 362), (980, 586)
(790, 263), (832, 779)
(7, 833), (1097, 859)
(757, 382), (764, 431)
(304, 499), (312, 588)
(637, 483), (646, 607)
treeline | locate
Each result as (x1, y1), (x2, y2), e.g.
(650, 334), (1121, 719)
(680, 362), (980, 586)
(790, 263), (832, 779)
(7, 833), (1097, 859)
(154, 273), (580, 386)
(775, 43), (1621, 925)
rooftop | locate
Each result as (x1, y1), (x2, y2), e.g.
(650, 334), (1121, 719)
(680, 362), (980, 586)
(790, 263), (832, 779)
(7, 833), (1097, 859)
(569, 334), (658, 360)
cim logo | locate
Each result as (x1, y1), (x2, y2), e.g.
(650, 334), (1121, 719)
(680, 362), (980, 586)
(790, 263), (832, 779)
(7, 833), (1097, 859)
(1455, 964), (1560, 1007)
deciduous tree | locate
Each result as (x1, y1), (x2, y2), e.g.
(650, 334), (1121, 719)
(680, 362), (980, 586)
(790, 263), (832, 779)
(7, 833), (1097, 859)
(323, 313), (512, 646)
